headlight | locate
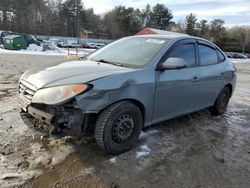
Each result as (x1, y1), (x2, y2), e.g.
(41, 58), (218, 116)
(19, 70), (29, 83)
(32, 84), (88, 105)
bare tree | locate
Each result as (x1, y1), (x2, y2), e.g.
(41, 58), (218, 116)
(236, 26), (249, 54)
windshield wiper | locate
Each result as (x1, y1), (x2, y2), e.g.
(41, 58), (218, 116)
(96, 59), (123, 67)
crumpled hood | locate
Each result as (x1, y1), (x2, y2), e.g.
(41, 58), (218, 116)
(20, 60), (133, 89)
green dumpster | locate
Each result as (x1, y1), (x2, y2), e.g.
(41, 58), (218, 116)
(3, 35), (28, 50)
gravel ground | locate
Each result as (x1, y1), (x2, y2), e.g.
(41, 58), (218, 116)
(0, 53), (250, 188)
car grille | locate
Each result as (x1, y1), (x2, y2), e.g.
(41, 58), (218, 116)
(18, 82), (36, 105)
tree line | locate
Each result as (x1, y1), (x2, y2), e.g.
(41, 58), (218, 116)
(0, 0), (249, 53)
(181, 13), (250, 54)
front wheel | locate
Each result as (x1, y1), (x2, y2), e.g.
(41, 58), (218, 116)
(95, 101), (143, 155)
(209, 87), (230, 115)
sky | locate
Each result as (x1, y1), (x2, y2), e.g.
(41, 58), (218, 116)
(83, 0), (250, 27)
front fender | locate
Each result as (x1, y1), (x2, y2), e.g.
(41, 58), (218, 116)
(75, 68), (155, 126)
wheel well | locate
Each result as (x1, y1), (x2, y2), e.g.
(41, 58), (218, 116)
(225, 84), (232, 97)
(100, 99), (145, 122)
(125, 99), (145, 121)
(83, 99), (146, 133)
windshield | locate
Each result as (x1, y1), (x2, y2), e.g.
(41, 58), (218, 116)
(87, 37), (170, 68)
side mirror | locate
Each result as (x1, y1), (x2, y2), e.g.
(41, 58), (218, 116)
(157, 57), (187, 71)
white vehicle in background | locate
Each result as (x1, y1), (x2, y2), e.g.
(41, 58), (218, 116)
(95, 43), (106, 49)
(48, 39), (60, 45)
(69, 43), (81, 48)
(89, 43), (98, 49)
(56, 42), (68, 48)
(86, 42), (106, 49)
(57, 41), (81, 48)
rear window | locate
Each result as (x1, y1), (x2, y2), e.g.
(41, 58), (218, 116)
(198, 44), (218, 66)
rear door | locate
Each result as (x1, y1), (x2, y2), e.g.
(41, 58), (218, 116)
(195, 40), (226, 109)
(153, 39), (200, 124)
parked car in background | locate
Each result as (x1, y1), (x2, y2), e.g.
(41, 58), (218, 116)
(245, 53), (250, 58)
(225, 52), (233, 58)
(23, 34), (41, 46)
(48, 38), (60, 44)
(36, 38), (44, 43)
(233, 53), (248, 59)
(68, 43), (81, 48)
(57, 41), (81, 48)
(225, 52), (248, 59)
(81, 42), (91, 48)
(96, 43), (106, 49)
(0, 30), (12, 44)
(57, 42), (68, 48)
(82, 42), (106, 49)
(18, 35), (236, 154)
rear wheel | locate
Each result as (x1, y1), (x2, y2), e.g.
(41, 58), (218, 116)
(209, 87), (230, 115)
(95, 101), (143, 154)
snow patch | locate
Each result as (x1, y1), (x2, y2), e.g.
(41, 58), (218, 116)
(0, 44), (89, 56)
(109, 157), (117, 164)
(50, 144), (74, 166)
(26, 44), (43, 51)
(29, 143), (51, 167)
(139, 129), (159, 139)
(0, 154), (41, 188)
(231, 59), (250, 64)
(81, 167), (95, 175)
(136, 145), (151, 158)
(28, 139), (74, 168)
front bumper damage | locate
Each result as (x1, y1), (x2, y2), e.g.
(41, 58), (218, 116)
(18, 81), (97, 137)
(19, 101), (96, 137)
(20, 102), (81, 136)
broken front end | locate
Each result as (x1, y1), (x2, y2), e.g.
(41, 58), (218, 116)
(18, 81), (97, 137)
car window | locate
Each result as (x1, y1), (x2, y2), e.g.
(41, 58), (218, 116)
(198, 44), (218, 66)
(87, 37), (170, 68)
(26, 35), (33, 41)
(217, 50), (226, 62)
(168, 43), (196, 68)
(2, 32), (9, 37)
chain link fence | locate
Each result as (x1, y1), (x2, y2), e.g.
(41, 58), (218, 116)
(36, 35), (113, 44)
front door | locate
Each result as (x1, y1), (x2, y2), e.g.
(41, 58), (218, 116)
(153, 40), (199, 124)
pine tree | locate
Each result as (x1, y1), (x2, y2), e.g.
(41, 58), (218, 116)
(185, 13), (197, 36)
(150, 4), (173, 30)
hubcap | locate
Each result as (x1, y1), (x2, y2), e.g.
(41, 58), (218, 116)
(112, 114), (135, 143)
(218, 93), (227, 109)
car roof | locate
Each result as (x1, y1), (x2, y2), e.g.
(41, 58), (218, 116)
(133, 34), (187, 40)
(132, 34), (216, 46)
(134, 34), (205, 40)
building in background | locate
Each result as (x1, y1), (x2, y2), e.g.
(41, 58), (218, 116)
(135, 27), (187, 36)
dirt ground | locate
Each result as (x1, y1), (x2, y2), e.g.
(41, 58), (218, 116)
(0, 53), (250, 188)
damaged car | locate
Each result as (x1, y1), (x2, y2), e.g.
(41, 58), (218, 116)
(18, 35), (236, 154)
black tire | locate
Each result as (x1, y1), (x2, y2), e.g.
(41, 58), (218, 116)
(209, 86), (230, 115)
(95, 101), (143, 155)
